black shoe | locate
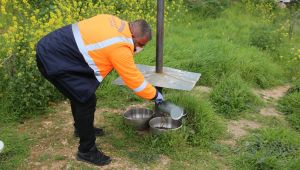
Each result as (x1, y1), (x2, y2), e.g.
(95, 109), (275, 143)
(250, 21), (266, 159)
(76, 145), (111, 166)
(74, 127), (105, 137)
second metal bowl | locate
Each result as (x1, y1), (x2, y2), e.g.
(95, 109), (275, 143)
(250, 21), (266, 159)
(123, 108), (154, 130)
(149, 117), (182, 135)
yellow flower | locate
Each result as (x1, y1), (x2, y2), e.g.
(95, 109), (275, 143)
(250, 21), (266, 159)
(1, 6), (6, 15)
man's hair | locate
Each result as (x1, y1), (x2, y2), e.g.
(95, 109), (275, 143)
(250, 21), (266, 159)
(131, 19), (152, 40)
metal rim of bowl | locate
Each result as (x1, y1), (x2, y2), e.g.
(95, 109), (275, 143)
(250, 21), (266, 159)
(123, 108), (155, 130)
(123, 108), (154, 120)
(149, 116), (182, 131)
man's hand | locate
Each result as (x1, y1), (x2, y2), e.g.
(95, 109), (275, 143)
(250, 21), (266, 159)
(155, 92), (164, 104)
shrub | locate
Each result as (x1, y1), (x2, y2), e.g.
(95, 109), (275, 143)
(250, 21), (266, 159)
(210, 74), (262, 118)
(249, 25), (282, 51)
(278, 85), (300, 131)
(235, 128), (300, 170)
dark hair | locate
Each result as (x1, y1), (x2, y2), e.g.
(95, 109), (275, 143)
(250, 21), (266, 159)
(132, 19), (152, 40)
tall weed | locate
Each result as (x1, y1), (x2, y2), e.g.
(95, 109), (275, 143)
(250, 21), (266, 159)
(210, 74), (262, 118)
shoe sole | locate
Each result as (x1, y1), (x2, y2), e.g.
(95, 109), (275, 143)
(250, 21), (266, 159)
(76, 155), (111, 166)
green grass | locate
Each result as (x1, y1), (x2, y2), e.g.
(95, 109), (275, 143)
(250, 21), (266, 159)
(0, 123), (30, 170)
(210, 74), (262, 118)
(278, 92), (300, 115)
(136, 5), (286, 89)
(167, 91), (225, 146)
(278, 84), (300, 131)
(235, 128), (300, 170)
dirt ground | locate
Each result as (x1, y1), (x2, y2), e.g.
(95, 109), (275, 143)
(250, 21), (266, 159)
(254, 85), (290, 101)
(257, 85), (290, 117)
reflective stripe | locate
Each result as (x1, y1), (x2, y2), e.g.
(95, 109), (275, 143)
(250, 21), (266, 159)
(85, 36), (133, 51)
(72, 23), (103, 82)
(72, 24), (103, 82)
(133, 80), (148, 93)
(118, 21), (126, 32)
(72, 23), (134, 82)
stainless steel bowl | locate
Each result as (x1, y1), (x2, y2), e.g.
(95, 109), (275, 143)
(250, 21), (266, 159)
(123, 108), (154, 130)
(149, 117), (182, 135)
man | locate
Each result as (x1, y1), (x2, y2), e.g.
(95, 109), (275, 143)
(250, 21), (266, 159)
(36, 14), (164, 166)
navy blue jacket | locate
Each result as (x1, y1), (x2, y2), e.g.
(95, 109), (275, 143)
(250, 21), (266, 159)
(36, 25), (99, 103)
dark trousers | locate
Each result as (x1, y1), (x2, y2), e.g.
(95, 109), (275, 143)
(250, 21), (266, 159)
(71, 94), (96, 152)
(36, 56), (96, 153)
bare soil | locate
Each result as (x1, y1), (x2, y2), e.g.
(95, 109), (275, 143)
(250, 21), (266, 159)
(257, 85), (290, 117)
(260, 107), (282, 117)
(254, 85), (290, 101)
(221, 119), (262, 146)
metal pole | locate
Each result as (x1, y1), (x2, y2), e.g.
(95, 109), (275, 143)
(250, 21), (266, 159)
(155, 0), (164, 116)
(156, 0), (164, 73)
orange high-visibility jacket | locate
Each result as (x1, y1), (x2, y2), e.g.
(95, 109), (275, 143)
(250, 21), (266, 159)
(72, 14), (157, 100)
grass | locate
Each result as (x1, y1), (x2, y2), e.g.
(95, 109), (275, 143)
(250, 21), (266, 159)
(167, 91), (225, 146)
(278, 84), (300, 131)
(234, 128), (300, 170)
(136, 5), (286, 89)
(0, 123), (30, 170)
(210, 74), (262, 118)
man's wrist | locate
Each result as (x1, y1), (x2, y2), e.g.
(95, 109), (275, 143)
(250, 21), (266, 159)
(151, 90), (159, 100)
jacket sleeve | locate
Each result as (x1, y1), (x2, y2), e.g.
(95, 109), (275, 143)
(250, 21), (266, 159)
(108, 46), (157, 100)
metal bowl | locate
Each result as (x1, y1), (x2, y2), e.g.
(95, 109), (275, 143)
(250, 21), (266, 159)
(123, 108), (154, 130)
(149, 117), (182, 135)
